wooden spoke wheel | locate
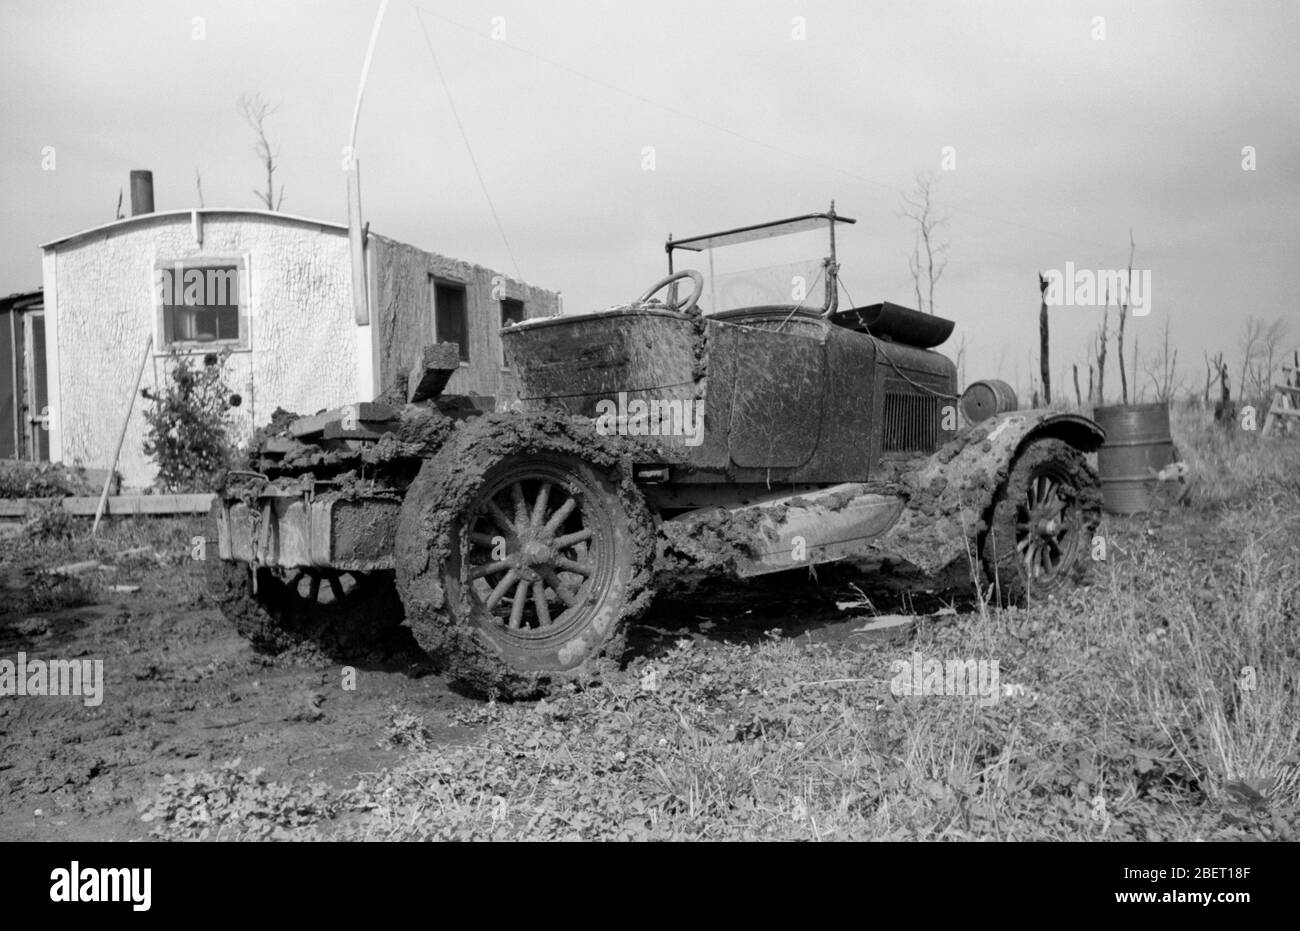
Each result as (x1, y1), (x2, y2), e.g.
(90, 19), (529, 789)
(396, 416), (654, 699)
(981, 438), (1100, 604)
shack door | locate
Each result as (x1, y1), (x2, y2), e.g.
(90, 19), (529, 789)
(23, 311), (49, 460)
(1, 305), (17, 458)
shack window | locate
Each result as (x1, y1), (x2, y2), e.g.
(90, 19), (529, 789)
(434, 280), (469, 362)
(499, 297), (525, 365)
(156, 259), (246, 349)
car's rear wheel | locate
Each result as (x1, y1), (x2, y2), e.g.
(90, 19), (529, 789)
(980, 438), (1100, 604)
(396, 415), (654, 698)
(203, 502), (403, 657)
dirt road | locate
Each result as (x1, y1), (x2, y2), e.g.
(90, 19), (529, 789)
(0, 516), (969, 841)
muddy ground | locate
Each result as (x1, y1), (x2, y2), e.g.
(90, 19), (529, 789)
(0, 510), (1166, 842)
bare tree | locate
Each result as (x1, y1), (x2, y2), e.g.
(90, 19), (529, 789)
(1072, 363), (1082, 408)
(1233, 315), (1293, 404)
(1131, 332), (1141, 401)
(1142, 316), (1181, 403)
(954, 332), (969, 389)
(238, 92), (286, 211)
(1087, 363), (1095, 404)
(1237, 316), (1266, 403)
(115, 188), (124, 220)
(1116, 230), (1135, 404)
(195, 168), (205, 208)
(1038, 273), (1051, 405)
(1257, 318), (1293, 398)
(1095, 286), (1111, 405)
(902, 172), (949, 315)
(1203, 350), (1225, 407)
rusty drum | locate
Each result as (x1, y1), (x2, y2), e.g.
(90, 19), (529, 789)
(960, 379), (1018, 424)
(1093, 403), (1175, 514)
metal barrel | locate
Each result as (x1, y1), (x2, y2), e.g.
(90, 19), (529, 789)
(960, 379), (1018, 423)
(1093, 403), (1174, 514)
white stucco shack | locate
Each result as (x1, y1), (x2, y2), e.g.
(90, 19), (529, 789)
(40, 208), (559, 488)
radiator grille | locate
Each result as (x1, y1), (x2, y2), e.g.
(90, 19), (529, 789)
(882, 390), (941, 453)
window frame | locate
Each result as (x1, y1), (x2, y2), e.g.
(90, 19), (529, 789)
(431, 276), (471, 366)
(153, 255), (251, 352)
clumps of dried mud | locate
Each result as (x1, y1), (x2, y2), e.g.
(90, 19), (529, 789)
(657, 504), (779, 578)
(654, 420), (1032, 581)
(868, 424), (1008, 574)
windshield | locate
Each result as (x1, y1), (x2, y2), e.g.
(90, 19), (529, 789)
(698, 251), (827, 315)
(666, 209), (854, 316)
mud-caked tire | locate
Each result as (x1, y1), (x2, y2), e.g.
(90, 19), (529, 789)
(980, 438), (1101, 605)
(203, 503), (404, 659)
(395, 413), (656, 699)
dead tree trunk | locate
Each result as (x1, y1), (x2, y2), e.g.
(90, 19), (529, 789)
(1072, 363), (1082, 407)
(1203, 351), (1224, 407)
(1214, 362), (1234, 425)
(1117, 230), (1134, 404)
(1038, 273), (1051, 406)
(1096, 298), (1110, 406)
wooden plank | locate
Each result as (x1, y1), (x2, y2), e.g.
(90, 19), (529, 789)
(288, 408), (345, 438)
(45, 560), (104, 576)
(409, 343), (461, 403)
(0, 493), (214, 518)
(435, 394), (495, 417)
(96, 494), (214, 515)
(323, 419), (397, 441)
(261, 435), (299, 455)
(353, 401), (398, 422)
(287, 402), (397, 439)
(1271, 383), (1300, 395)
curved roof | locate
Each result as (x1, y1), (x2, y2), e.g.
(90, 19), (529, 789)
(41, 208), (349, 251)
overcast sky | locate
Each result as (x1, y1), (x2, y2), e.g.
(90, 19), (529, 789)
(3, 0), (1296, 402)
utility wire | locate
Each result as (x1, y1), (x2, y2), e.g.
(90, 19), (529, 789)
(408, 2), (1128, 257)
(413, 4), (522, 279)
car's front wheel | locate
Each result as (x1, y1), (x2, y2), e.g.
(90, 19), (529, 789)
(980, 438), (1101, 604)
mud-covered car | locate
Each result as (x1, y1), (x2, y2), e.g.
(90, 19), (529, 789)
(207, 207), (1103, 698)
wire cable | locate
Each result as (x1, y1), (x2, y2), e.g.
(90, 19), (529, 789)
(413, 4), (522, 279)
(408, 2), (1129, 256)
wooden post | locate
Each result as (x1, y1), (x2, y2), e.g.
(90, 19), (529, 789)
(92, 334), (153, 535)
(344, 0), (388, 327)
(1038, 273), (1051, 406)
(347, 163), (368, 325)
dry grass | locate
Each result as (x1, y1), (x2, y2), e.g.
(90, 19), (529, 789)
(132, 408), (1300, 840)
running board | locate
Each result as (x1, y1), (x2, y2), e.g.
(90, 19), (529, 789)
(662, 483), (904, 577)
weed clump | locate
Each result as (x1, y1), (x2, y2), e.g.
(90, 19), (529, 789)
(141, 349), (240, 492)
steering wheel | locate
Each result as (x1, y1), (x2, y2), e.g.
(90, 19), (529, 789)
(636, 270), (704, 315)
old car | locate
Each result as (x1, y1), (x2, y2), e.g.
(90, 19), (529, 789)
(207, 206), (1103, 697)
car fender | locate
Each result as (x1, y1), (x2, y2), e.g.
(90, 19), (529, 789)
(871, 410), (1104, 573)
